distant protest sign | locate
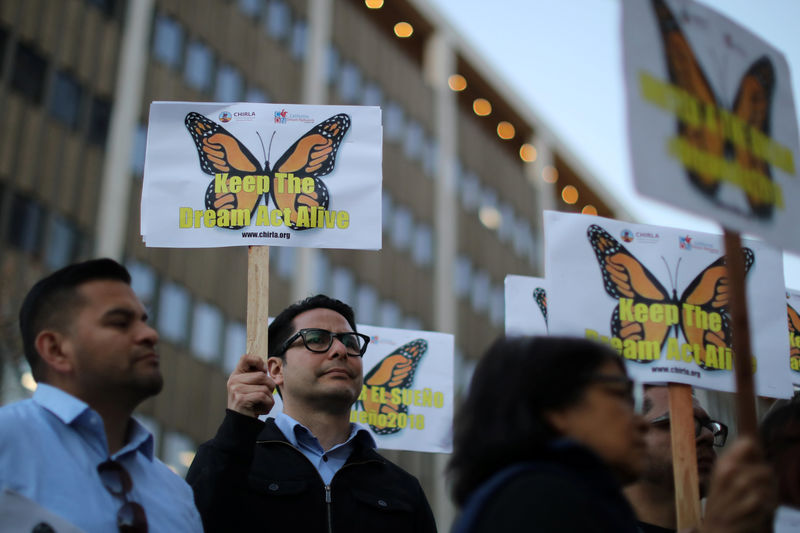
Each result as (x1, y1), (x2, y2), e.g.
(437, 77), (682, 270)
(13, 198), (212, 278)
(141, 102), (382, 249)
(268, 324), (453, 454)
(622, 0), (800, 253)
(505, 275), (549, 336)
(786, 289), (800, 388)
(545, 211), (792, 398)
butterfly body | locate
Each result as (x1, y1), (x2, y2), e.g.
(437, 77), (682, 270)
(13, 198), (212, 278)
(185, 112), (350, 230)
(588, 224), (753, 369)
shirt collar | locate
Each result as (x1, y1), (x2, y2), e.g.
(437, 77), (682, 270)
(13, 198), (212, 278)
(274, 412), (377, 451)
(32, 383), (155, 460)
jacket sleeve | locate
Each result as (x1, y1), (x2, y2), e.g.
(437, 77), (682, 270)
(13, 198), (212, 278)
(414, 478), (438, 533)
(186, 409), (265, 533)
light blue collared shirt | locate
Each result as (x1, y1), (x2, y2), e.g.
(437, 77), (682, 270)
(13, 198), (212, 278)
(0, 384), (202, 533)
(274, 412), (376, 485)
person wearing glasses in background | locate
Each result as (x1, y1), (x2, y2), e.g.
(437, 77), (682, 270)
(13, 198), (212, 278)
(625, 385), (776, 533)
(0, 259), (202, 532)
(187, 294), (437, 533)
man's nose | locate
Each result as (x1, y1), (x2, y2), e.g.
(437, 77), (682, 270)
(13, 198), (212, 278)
(328, 336), (348, 358)
(696, 423), (715, 445)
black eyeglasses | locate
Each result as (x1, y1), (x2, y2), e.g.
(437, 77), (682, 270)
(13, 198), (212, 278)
(279, 328), (370, 357)
(649, 414), (729, 447)
(97, 460), (148, 533)
(589, 374), (636, 404)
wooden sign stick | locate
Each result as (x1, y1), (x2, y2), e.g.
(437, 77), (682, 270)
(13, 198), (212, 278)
(246, 246), (270, 361)
(722, 229), (757, 437)
(669, 383), (701, 529)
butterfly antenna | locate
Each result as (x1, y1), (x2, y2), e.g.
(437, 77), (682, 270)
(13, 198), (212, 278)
(661, 256), (675, 291)
(265, 131), (276, 166)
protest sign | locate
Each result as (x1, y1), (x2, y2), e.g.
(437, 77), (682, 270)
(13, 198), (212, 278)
(268, 324), (454, 454)
(786, 288), (800, 387)
(504, 275), (548, 336)
(545, 211), (792, 398)
(622, 0), (800, 253)
(141, 102), (382, 249)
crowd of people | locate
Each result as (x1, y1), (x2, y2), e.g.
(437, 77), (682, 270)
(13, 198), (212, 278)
(0, 258), (797, 532)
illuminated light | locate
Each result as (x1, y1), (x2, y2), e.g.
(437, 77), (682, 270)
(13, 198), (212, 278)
(365, 0), (384, 8)
(497, 121), (515, 140)
(478, 205), (502, 230)
(473, 98), (492, 116)
(448, 74), (467, 91)
(394, 22), (413, 38)
(542, 165), (559, 183)
(562, 185), (579, 204)
(21, 372), (37, 392)
(581, 205), (598, 216)
(179, 451), (196, 467)
(520, 143), (537, 162)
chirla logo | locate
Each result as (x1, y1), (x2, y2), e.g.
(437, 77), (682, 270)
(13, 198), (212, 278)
(679, 235), (692, 250)
(620, 229), (634, 243)
(219, 111), (232, 123)
(274, 109), (287, 124)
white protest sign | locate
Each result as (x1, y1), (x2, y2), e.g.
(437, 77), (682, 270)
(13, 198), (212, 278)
(623, 0), (800, 252)
(786, 288), (800, 387)
(545, 211), (792, 398)
(142, 102), (382, 249)
(505, 275), (548, 336)
(268, 324), (453, 454)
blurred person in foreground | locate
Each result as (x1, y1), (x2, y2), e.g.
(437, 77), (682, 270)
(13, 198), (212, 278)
(186, 294), (436, 533)
(761, 395), (800, 529)
(0, 258), (202, 532)
(448, 336), (649, 532)
(626, 385), (776, 533)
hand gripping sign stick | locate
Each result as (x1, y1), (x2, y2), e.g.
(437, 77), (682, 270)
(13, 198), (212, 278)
(246, 246), (270, 362)
(668, 229), (759, 530)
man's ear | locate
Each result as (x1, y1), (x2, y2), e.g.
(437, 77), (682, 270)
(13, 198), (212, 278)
(267, 357), (284, 387)
(543, 409), (573, 436)
(34, 330), (74, 376)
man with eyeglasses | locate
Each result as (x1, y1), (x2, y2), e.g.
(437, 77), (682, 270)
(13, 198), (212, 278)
(625, 385), (776, 532)
(187, 294), (437, 533)
(0, 259), (202, 532)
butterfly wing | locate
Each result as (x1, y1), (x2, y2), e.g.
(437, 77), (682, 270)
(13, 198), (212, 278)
(269, 114), (351, 230)
(679, 248), (754, 369)
(533, 288), (548, 327)
(732, 57), (776, 219)
(651, 0), (724, 197)
(185, 112), (265, 227)
(358, 339), (427, 435)
(787, 303), (800, 371)
(588, 225), (672, 359)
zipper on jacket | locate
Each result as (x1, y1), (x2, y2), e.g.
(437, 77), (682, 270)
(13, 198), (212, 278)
(325, 484), (333, 533)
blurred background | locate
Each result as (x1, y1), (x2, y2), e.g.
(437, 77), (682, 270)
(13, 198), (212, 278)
(0, 0), (796, 529)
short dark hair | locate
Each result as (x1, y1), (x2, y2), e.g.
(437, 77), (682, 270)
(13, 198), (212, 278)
(760, 395), (800, 506)
(268, 294), (357, 359)
(448, 336), (624, 505)
(19, 258), (131, 381)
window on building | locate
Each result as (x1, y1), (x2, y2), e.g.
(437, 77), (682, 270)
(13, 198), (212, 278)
(390, 206), (412, 250)
(330, 267), (354, 305)
(126, 259), (157, 310)
(87, 96), (112, 146)
(238, 0), (265, 18)
(310, 251), (330, 295)
(290, 19), (307, 60)
(275, 246), (296, 279)
(460, 171), (480, 212)
(403, 120), (423, 161)
(412, 223), (433, 266)
(337, 62), (362, 103)
(215, 64), (243, 102)
(355, 284), (378, 324)
(325, 45), (339, 86)
(454, 348), (476, 396)
(454, 255), (472, 298)
(152, 15), (183, 68)
(244, 86), (268, 103)
(44, 214), (79, 270)
(381, 193), (393, 234)
(265, 0), (291, 42)
(498, 203), (514, 244)
(7, 193), (44, 254)
(130, 123), (147, 176)
(190, 302), (223, 363)
(184, 39), (214, 92)
(49, 70), (83, 129)
(361, 82), (382, 107)
(157, 281), (190, 344)
(489, 285), (504, 326)
(85, 0), (118, 18)
(513, 218), (530, 257)
(11, 42), (47, 104)
(223, 321), (247, 374)
(384, 102), (405, 142)
(422, 136), (438, 177)
(401, 315), (422, 331)
(162, 431), (196, 478)
(470, 270), (490, 313)
(379, 300), (401, 328)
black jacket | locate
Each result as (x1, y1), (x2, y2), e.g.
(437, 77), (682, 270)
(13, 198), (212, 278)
(186, 410), (437, 533)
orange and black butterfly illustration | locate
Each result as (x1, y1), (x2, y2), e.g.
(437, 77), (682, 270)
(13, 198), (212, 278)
(357, 339), (428, 435)
(788, 302), (800, 373)
(533, 287), (548, 329)
(652, 0), (776, 219)
(588, 224), (754, 369)
(185, 112), (350, 229)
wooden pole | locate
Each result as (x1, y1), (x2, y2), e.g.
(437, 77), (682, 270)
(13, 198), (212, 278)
(246, 246), (270, 361)
(723, 229), (757, 437)
(669, 383), (701, 529)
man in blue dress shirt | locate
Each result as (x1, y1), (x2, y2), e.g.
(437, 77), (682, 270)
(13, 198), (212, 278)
(0, 258), (202, 532)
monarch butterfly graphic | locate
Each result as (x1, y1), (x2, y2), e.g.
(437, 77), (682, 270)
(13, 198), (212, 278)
(356, 339), (428, 435)
(588, 224), (754, 370)
(651, 0), (776, 219)
(788, 303), (800, 373)
(185, 112), (350, 229)
(533, 287), (548, 329)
